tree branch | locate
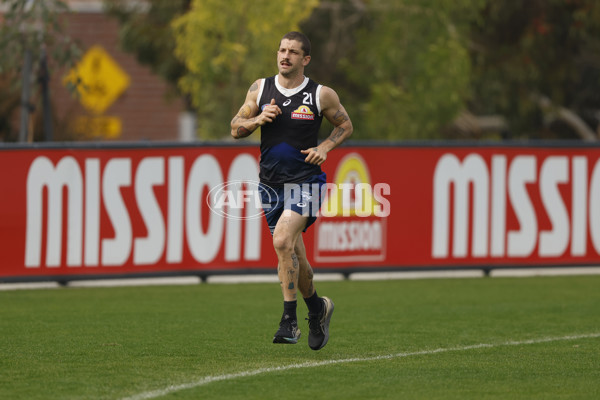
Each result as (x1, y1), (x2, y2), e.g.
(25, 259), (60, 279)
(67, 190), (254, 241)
(534, 94), (598, 142)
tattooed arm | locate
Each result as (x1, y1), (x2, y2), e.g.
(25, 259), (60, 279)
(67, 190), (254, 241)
(231, 79), (282, 139)
(301, 86), (353, 165)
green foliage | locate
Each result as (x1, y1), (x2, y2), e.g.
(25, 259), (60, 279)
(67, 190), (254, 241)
(103, 0), (190, 103)
(0, 0), (81, 141)
(343, 0), (485, 140)
(469, 0), (600, 139)
(4, 0), (597, 141)
(0, 0), (80, 76)
(172, 0), (319, 139)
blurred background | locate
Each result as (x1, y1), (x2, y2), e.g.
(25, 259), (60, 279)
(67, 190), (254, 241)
(1, 0), (600, 143)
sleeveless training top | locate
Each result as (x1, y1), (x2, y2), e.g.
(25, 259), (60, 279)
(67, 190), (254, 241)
(256, 75), (324, 186)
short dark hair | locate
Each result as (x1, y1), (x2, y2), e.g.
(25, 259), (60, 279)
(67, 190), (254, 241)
(281, 31), (311, 56)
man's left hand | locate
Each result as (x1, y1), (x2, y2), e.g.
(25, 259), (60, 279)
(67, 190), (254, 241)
(301, 147), (327, 166)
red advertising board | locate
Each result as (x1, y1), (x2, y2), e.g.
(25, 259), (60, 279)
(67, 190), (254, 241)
(1, 143), (600, 281)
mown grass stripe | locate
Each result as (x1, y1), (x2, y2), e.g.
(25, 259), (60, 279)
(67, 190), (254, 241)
(122, 332), (600, 400)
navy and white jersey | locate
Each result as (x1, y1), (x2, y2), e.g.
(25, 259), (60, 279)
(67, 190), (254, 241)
(256, 75), (324, 186)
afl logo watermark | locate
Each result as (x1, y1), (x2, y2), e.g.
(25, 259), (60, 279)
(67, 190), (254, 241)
(207, 180), (278, 220)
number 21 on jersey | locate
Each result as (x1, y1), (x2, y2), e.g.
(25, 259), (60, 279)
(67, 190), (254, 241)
(303, 92), (313, 106)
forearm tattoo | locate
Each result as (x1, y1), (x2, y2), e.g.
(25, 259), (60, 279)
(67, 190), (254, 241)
(327, 108), (349, 144)
(240, 104), (252, 118)
(233, 104), (256, 138)
(327, 126), (345, 144)
(237, 126), (252, 137)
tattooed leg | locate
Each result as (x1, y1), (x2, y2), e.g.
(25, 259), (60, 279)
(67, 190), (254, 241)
(272, 210), (307, 301)
(295, 235), (316, 298)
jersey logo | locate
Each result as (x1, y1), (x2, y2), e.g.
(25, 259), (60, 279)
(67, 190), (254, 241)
(291, 105), (315, 121)
(283, 99), (292, 106)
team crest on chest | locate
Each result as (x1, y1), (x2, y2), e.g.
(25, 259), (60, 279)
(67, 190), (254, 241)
(291, 105), (315, 121)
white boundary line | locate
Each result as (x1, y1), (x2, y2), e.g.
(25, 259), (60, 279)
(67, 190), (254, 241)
(2, 267), (600, 291)
(350, 269), (485, 280)
(121, 332), (600, 400)
(490, 267), (600, 278)
(67, 276), (202, 288)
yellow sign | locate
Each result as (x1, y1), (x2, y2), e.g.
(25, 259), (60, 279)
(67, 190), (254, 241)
(64, 46), (130, 114)
(322, 153), (380, 217)
(73, 116), (122, 139)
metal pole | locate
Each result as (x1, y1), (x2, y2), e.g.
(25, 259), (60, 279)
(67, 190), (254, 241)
(40, 46), (52, 141)
(19, 49), (33, 142)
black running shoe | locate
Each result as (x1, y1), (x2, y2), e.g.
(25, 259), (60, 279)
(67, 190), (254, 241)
(306, 296), (334, 350)
(273, 317), (301, 344)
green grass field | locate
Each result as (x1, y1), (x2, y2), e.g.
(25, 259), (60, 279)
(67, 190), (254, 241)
(1, 275), (599, 399)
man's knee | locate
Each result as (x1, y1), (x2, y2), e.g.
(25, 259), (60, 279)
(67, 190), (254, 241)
(273, 232), (294, 255)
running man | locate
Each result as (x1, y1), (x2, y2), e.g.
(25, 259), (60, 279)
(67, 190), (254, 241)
(230, 31), (353, 350)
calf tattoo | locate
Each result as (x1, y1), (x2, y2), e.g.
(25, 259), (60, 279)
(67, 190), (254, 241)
(288, 254), (298, 289)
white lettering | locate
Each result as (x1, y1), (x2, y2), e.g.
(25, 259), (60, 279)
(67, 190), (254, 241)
(166, 157), (184, 263)
(339, 183), (354, 217)
(102, 158), (132, 266)
(490, 155), (507, 257)
(354, 183), (371, 217)
(432, 154), (488, 258)
(318, 221), (382, 251)
(25, 156), (83, 268)
(507, 156), (537, 257)
(433, 152), (599, 260)
(373, 183), (391, 218)
(134, 157), (165, 265)
(186, 155), (224, 263)
(84, 159), (100, 266)
(224, 154), (261, 261)
(24, 153), (264, 269)
(320, 183), (338, 218)
(571, 157), (587, 256)
(539, 156), (569, 257)
(589, 159), (600, 253)
(214, 190), (237, 209)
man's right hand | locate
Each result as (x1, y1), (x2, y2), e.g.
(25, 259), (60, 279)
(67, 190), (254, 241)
(257, 98), (282, 126)
(231, 82), (281, 139)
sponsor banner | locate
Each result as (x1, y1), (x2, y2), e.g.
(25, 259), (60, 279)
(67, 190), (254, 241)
(0, 147), (277, 279)
(1, 144), (600, 280)
(313, 153), (388, 263)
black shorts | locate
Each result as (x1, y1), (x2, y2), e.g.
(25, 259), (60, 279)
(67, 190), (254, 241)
(259, 172), (327, 234)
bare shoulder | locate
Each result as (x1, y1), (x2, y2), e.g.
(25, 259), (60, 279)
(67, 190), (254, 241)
(319, 86), (341, 111)
(320, 86), (351, 126)
(235, 79), (262, 118)
(245, 79), (263, 103)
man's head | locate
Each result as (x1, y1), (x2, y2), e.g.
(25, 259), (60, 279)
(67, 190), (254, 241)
(280, 31), (311, 56)
(278, 31), (312, 78)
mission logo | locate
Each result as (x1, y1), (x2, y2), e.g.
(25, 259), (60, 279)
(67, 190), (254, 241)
(291, 105), (315, 120)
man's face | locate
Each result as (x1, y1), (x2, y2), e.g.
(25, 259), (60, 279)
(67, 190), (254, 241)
(277, 39), (310, 77)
